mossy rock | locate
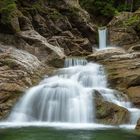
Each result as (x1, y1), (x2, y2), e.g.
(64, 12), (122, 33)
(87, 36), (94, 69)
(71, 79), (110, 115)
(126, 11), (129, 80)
(1, 59), (18, 69)
(95, 94), (129, 125)
(0, 0), (27, 33)
(122, 15), (140, 27)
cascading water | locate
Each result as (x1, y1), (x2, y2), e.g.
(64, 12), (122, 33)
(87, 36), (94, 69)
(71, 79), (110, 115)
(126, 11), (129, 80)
(3, 57), (140, 129)
(8, 58), (95, 123)
(98, 27), (107, 49)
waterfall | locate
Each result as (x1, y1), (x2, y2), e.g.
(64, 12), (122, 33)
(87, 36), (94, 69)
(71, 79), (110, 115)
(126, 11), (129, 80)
(98, 27), (107, 49)
(8, 58), (95, 123)
(64, 57), (88, 67)
(6, 58), (140, 128)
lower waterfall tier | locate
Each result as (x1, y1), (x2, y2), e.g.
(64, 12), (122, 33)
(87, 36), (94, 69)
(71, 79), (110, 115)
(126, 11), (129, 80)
(6, 58), (140, 127)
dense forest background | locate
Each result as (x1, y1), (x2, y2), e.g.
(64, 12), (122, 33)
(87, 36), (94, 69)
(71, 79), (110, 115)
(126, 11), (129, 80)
(1, 0), (140, 28)
(80, 0), (140, 17)
(0, 0), (140, 22)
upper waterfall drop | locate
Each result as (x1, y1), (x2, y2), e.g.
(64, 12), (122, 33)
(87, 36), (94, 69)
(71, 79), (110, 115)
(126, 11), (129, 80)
(64, 57), (88, 67)
(98, 27), (107, 49)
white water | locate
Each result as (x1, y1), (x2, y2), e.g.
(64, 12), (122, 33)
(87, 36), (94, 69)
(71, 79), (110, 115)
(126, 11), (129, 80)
(98, 27), (107, 49)
(8, 58), (94, 123)
(0, 57), (139, 129)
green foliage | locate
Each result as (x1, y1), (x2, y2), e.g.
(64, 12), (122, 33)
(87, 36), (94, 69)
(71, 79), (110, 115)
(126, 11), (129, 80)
(123, 15), (140, 27)
(0, 0), (16, 8)
(0, 0), (17, 24)
(31, 0), (45, 12)
(92, 0), (116, 17)
(80, 0), (117, 18)
(49, 10), (62, 20)
(80, 0), (140, 19)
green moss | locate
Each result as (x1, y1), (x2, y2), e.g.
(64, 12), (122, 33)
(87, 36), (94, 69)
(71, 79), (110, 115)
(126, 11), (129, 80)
(3, 59), (18, 68)
(0, 0), (17, 24)
(97, 106), (106, 116)
(80, 0), (140, 19)
(123, 15), (140, 27)
(63, 7), (81, 22)
(69, 7), (80, 16)
(31, 1), (44, 12)
(49, 9), (63, 20)
(23, 0), (47, 13)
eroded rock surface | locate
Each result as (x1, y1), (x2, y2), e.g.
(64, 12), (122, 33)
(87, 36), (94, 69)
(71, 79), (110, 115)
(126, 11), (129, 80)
(87, 48), (140, 108)
(94, 89), (129, 125)
(0, 43), (45, 119)
(136, 118), (140, 130)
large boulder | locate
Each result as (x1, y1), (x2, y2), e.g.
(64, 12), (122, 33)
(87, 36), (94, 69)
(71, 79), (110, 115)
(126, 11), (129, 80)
(87, 48), (140, 107)
(18, 30), (65, 58)
(0, 30), (66, 68)
(0, 43), (45, 119)
(94, 90), (129, 125)
(136, 118), (140, 130)
(104, 52), (140, 91)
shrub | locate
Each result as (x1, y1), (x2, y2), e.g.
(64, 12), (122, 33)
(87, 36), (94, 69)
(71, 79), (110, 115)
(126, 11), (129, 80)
(123, 15), (140, 27)
(80, 0), (140, 19)
(0, 0), (17, 24)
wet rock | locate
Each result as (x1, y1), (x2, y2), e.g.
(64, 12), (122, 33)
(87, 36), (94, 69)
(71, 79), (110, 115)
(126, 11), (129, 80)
(95, 91), (129, 125)
(136, 118), (140, 130)
(87, 48), (140, 110)
(104, 52), (140, 92)
(128, 44), (140, 52)
(87, 48), (140, 90)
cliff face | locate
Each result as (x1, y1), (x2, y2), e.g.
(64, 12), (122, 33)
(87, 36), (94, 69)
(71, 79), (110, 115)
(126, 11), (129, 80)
(0, 0), (97, 56)
(108, 10), (140, 50)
